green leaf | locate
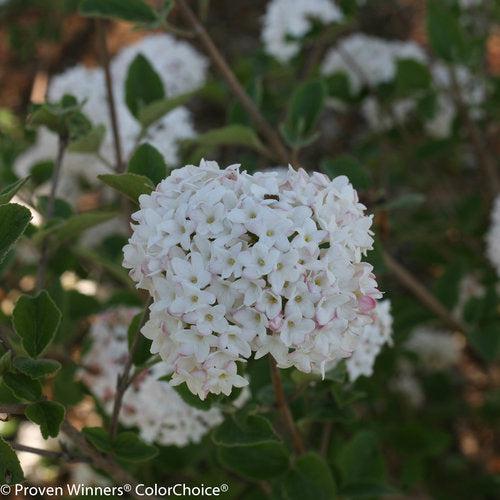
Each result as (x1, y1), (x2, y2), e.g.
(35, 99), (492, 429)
(0, 437), (24, 485)
(218, 442), (289, 480)
(98, 173), (155, 203)
(190, 125), (268, 154)
(212, 414), (279, 447)
(33, 211), (118, 244)
(336, 431), (385, 484)
(468, 323), (500, 362)
(127, 311), (152, 366)
(395, 59), (431, 96)
(282, 452), (336, 500)
(281, 80), (326, 148)
(0, 351), (12, 376)
(13, 357), (61, 379)
(426, 0), (467, 62)
(128, 143), (166, 186)
(68, 124), (106, 153)
(0, 203), (31, 264)
(25, 401), (65, 439)
(2, 372), (42, 402)
(53, 365), (85, 407)
(113, 432), (158, 462)
(0, 177), (30, 205)
(338, 481), (397, 498)
(138, 93), (193, 129)
(30, 161), (54, 186)
(82, 428), (158, 463)
(83, 427), (113, 453)
(12, 291), (62, 358)
(321, 156), (370, 189)
(126, 55), (165, 118)
(79, 0), (157, 24)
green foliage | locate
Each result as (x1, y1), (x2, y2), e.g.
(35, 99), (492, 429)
(217, 442), (289, 480)
(212, 414), (279, 447)
(67, 124), (106, 154)
(25, 401), (65, 439)
(128, 143), (167, 186)
(98, 173), (155, 203)
(281, 80), (326, 148)
(79, 0), (157, 24)
(12, 291), (62, 358)
(426, 0), (467, 62)
(0, 177), (30, 205)
(0, 437), (24, 485)
(322, 156), (370, 189)
(126, 55), (164, 118)
(0, 203), (31, 264)
(13, 357), (61, 379)
(282, 453), (336, 500)
(83, 428), (158, 462)
(138, 93), (193, 129)
(127, 310), (152, 366)
(2, 372), (42, 402)
(189, 125), (268, 155)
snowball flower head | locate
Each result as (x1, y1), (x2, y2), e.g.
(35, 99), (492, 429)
(345, 299), (393, 381)
(80, 308), (239, 446)
(123, 160), (381, 399)
(405, 326), (462, 372)
(486, 195), (500, 277)
(262, 0), (343, 63)
(321, 34), (426, 94)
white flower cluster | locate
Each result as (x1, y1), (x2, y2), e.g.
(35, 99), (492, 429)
(123, 160), (381, 399)
(14, 34), (207, 206)
(390, 359), (424, 408)
(321, 33), (486, 138)
(486, 195), (500, 277)
(80, 307), (231, 446)
(262, 0), (343, 63)
(405, 326), (463, 372)
(321, 33), (426, 94)
(344, 299), (393, 381)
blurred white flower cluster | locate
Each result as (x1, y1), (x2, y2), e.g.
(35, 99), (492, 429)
(14, 34), (208, 206)
(405, 326), (463, 372)
(322, 34), (426, 93)
(80, 307), (230, 446)
(344, 299), (393, 381)
(123, 160), (381, 399)
(261, 0), (343, 62)
(320, 32), (486, 138)
(486, 195), (500, 277)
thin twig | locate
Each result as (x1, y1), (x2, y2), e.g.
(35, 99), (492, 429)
(269, 358), (305, 455)
(382, 250), (465, 333)
(175, 0), (290, 165)
(10, 442), (87, 463)
(319, 422), (333, 457)
(36, 135), (68, 291)
(96, 19), (124, 173)
(109, 299), (152, 439)
(0, 404), (28, 415)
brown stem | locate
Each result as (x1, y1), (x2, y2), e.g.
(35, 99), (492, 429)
(269, 357), (305, 455)
(96, 19), (124, 173)
(175, 0), (290, 165)
(382, 250), (465, 333)
(319, 422), (333, 457)
(108, 300), (152, 439)
(10, 443), (86, 463)
(0, 404), (28, 415)
(36, 134), (68, 291)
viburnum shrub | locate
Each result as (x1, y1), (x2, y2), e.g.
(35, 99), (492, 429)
(123, 161), (381, 399)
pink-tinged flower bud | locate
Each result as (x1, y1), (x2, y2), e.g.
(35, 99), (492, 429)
(358, 295), (377, 313)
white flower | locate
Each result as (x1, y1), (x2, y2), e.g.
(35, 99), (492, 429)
(262, 0), (343, 62)
(321, 34), (426, 94)
(79, 308), (248, 447)
(405, 326), (463, 371)
(124, 161), (381, 399)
